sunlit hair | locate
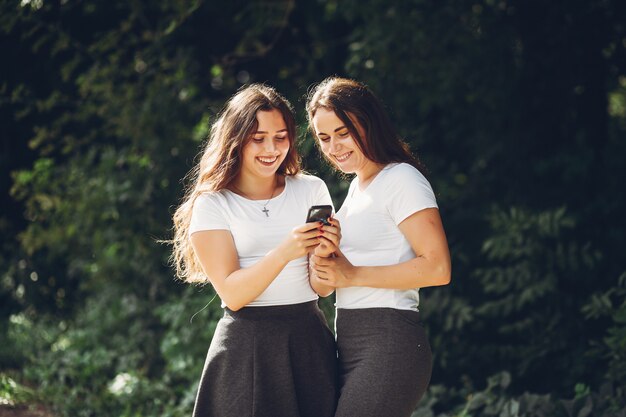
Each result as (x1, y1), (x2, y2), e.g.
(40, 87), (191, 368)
(306, 77), (425, 174)
(171, 84), (300, 283)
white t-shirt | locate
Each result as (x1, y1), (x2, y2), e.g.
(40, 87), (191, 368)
(189, 174), (333, 307)
(335, 163), (438, 311)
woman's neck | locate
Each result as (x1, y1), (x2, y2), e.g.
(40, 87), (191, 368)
(356, 161), (385, 188)
(231, 174), (281, 200)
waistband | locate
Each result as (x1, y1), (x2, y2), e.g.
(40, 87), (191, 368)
(223, 300), (320, 321)
(336, 307), (422, 322)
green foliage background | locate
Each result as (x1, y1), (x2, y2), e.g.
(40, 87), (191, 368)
(1, 0), (625, 416)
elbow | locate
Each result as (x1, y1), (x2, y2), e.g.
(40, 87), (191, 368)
(227, 304), (243, 312)
(439, 273), (451, 286)
(217, 283), (249, 311)
(223, 298), (246, 312)
(433, 260), (451, 286)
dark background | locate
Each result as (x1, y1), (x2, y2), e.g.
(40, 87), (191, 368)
(1, 0), (625, 416)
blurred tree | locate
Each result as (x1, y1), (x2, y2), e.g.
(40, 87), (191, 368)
(0, 0), (347, 414)
(1, 0), (626, 415)
(335, 0), (626, 395)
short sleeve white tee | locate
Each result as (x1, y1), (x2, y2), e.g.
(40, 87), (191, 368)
(335, 163), (438, 311)
(189, 174), (333, 307)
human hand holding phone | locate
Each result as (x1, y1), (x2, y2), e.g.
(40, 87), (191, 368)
(314, 218), (341, 257)
(305, 206), (341, 258)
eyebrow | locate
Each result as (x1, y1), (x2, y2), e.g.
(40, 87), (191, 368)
(253, 128), (288, 134)
(317, 126), (348, 135)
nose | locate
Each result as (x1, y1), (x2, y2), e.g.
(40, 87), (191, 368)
(264, 139), (277, 153)
(329, 137), (341, 153)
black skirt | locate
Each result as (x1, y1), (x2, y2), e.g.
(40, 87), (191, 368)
(334, 307), (433, 417)
(192, 300), (337, 417)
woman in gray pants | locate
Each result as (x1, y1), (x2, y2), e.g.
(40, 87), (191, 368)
(306, 77), (452, 417)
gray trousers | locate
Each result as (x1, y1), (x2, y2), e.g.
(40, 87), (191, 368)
(334, 308), (432, 417)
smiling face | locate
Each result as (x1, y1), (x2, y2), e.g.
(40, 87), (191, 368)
(311, 107), (376, 176)
(240, 109), (290, 181)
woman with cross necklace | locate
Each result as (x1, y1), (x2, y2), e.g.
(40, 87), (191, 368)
(171, 84), (340, 417)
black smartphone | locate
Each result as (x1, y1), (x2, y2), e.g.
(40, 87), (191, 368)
(306, 205), (333, 226)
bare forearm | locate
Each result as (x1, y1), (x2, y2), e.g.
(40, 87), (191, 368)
(351, 256), (451, 290)
(219, 249), (290, 310)
(193, 225), (321, 310)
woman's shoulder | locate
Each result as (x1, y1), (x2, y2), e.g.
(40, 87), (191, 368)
(383, 162), (428, 183)
(288, 172), (326, 187)
(194, 189), (228, 207)
(289, 172), (324, 182)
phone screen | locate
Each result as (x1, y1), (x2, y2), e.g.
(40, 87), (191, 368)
(306, 205), (333, 225)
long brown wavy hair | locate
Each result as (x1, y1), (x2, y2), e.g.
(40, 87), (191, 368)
(171, 84), (300, 283)
(306, 77), (426, 174)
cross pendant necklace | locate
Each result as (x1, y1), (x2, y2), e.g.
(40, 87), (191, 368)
(259, 182), (276, 216)
(232, 177), (278, 217)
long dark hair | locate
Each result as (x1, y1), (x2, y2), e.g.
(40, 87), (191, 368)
(306, 77), (425, 174)
(172, 84), (300, 282)
(196, 84), (299, 192)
